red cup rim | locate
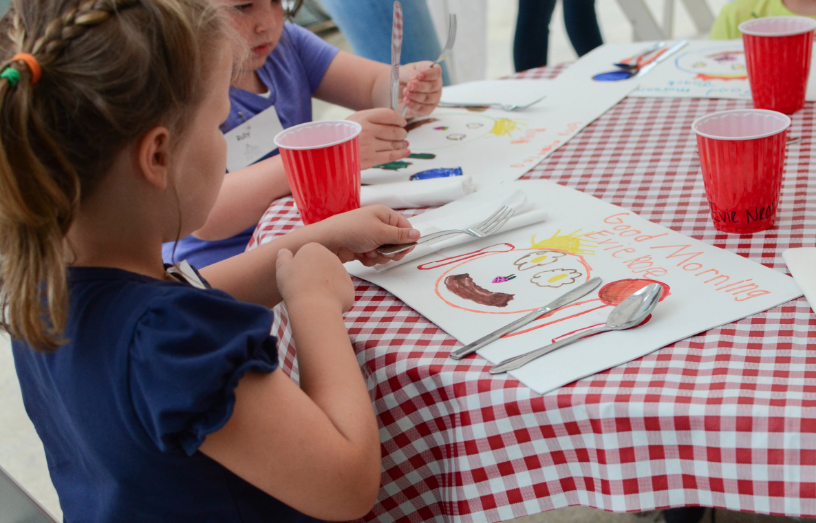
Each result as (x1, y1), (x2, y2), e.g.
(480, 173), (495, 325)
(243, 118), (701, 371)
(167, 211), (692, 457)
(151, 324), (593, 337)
(274, 120), (362, 151)
(692, 109), (791, 141)
(739, 16), (816, 36)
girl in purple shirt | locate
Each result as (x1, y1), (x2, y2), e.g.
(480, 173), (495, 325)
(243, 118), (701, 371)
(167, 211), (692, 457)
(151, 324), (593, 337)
(165, 0), (443, 268)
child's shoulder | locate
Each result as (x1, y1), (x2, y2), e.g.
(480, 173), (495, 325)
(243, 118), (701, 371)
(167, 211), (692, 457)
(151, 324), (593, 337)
(710, 0), (785, 40)
(68, 266), (273, 347)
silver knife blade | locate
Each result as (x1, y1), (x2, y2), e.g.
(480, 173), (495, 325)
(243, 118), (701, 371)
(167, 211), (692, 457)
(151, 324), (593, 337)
(632, 40), (687, 79)
(449, 277), (603, 360)
(390, 1), (403, 111)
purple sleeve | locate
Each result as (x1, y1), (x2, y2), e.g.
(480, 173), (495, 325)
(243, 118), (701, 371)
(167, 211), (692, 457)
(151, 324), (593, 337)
(284, 23), (340, 93)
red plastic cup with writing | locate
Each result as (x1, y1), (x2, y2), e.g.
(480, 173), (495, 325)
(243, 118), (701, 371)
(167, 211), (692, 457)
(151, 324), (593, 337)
(274, 120), (362, 225)
(740, 16), (816, 114)
(693, 109), (790, 234)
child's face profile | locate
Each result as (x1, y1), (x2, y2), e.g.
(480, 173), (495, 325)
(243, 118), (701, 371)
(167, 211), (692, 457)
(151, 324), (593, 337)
(171, 48), (233, 236)
(223, 0), (285, 73)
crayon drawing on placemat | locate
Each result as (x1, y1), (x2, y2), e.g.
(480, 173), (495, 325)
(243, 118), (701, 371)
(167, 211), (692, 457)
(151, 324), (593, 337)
(361, 77), (635, 188)
(347, 181), (802, 395)
(630, 39), (816, 101)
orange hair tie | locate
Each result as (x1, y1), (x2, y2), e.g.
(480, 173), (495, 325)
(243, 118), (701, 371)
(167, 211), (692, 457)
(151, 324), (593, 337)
(11, 53), (41, 85)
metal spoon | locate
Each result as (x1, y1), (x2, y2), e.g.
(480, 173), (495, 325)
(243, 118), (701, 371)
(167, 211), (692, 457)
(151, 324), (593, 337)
(489, 282), (664, 375)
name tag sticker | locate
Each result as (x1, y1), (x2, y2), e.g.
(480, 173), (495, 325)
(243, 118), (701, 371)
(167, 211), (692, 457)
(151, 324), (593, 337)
(225, 106), (284, 172)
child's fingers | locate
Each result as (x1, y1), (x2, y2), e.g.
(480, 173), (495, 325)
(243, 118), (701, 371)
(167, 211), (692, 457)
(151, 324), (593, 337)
(369, 123), (407, 143)
(403, 90), (439, 106)
(359, 108), (408, 127)
(275, 248), (293, 271)
(368, 147), (410, 167)
(403, 80), (441, 95)
(403, 98), (438, 117)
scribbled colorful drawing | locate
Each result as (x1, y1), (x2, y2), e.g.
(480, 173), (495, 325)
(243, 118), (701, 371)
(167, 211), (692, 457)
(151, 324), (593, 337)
(375, 153), (437, 170)
(418, 230), (597, 314)
(407, 153), (436, 160)
(405, 118), (439, 132)
(675, 47), (747, 81)
(489, 118), (525, 138)
(417, 231), (671, 340)
(404, 113), (526, 151)
(409, 167), (463, 181)
(374, 160), (413, 171)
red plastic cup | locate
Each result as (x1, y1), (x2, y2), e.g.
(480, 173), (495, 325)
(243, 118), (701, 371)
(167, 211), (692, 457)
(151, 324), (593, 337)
(274, 120), (362, 225)
(740, 16), (816, 114)
(693, 109), (790, 234)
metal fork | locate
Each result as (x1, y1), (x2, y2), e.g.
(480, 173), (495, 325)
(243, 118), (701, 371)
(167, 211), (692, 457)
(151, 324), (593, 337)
(401, 14), (457, 117)
(437, 94), (547, 112)
(377, 205), (514, 256)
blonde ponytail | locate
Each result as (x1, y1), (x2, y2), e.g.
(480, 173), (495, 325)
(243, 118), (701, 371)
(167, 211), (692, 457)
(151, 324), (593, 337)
(0, 0), (226, 350)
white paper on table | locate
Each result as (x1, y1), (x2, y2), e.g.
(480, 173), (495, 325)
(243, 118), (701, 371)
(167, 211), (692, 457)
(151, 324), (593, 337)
(558, 40), (816, 101)
(782, 248), (812, 313)
(361, 75), (635, 188)
(360, 175), (475, 209)
(440, 80), (551, 108)
(348, 180), (803, 395)
(374, 185), (548, 271)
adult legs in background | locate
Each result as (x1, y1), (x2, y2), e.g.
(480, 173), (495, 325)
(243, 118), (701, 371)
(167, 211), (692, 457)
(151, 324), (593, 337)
(514, 0), (557, 71)
(514, 0), (604, 72)
(319, 0), (451, 85)
(563, 0), (603, 57)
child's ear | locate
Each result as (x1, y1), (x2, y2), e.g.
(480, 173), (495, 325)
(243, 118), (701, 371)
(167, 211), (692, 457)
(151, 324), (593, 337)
(137, 126), (172, 190)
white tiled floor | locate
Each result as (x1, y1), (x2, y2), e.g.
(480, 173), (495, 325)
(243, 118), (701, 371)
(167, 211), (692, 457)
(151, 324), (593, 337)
(6, 2), (799, 522)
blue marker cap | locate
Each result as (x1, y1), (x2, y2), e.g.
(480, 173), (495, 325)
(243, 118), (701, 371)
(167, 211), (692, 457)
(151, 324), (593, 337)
(409, 167), (464, 181)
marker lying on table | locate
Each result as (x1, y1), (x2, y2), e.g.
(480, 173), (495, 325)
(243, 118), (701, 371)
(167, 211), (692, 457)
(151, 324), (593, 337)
(449, 277), (603, 360)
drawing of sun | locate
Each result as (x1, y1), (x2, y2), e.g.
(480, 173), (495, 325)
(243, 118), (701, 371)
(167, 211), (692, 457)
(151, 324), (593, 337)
(418, 230), (597, 314)
(404, 113), (526, 151)
(488, 118), (525, 138)
(675, 47), (747, 81)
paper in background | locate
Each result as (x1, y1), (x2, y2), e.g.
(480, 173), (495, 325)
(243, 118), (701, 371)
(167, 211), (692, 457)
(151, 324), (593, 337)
(361, 76), (635, 188)
(561, 40), (816, 101)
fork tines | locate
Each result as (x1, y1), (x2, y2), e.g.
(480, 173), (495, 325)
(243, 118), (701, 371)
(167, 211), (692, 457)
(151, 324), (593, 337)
(474, 205), (514, 237)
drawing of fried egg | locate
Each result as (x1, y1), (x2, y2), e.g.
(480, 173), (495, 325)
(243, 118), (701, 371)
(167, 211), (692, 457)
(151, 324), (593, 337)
(435, 248), (592, 313)
(531, 268), (582, 288)
(514, 251), (564, 271)
(403, 113), (495, 151)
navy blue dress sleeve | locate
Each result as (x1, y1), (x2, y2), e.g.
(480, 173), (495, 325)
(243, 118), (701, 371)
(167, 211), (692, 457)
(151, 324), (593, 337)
(129, 287), (279, 456)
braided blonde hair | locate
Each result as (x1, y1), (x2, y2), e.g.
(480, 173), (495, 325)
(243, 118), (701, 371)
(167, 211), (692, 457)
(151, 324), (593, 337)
(0, 0), (228, 351)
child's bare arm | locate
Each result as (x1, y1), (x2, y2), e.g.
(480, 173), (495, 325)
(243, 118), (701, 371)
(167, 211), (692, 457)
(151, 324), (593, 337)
(199, 205), (419, 308)
(200, 244), (381, 520)
(192, 155), (291, 241)
(314, 51), (442, 116)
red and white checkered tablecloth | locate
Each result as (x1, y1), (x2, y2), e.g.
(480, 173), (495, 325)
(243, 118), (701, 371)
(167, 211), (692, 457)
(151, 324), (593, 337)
(248, 64), (816, 523)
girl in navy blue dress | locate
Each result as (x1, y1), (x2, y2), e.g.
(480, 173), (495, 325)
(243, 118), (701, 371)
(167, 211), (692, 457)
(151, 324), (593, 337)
(0, 0), (419, 521)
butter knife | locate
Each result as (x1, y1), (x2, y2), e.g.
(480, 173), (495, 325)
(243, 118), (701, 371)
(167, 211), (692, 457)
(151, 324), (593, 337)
(632, 40), (688, 79)
(449, 277), (602, 360)
(390, 1), (403, 111)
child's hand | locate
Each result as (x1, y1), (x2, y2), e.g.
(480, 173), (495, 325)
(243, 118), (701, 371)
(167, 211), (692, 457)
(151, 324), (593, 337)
(276, 244), (355, 313)
(399, 61), (443, 118)
(346, 109), (409, 170)
(319, 205), (420, 267)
